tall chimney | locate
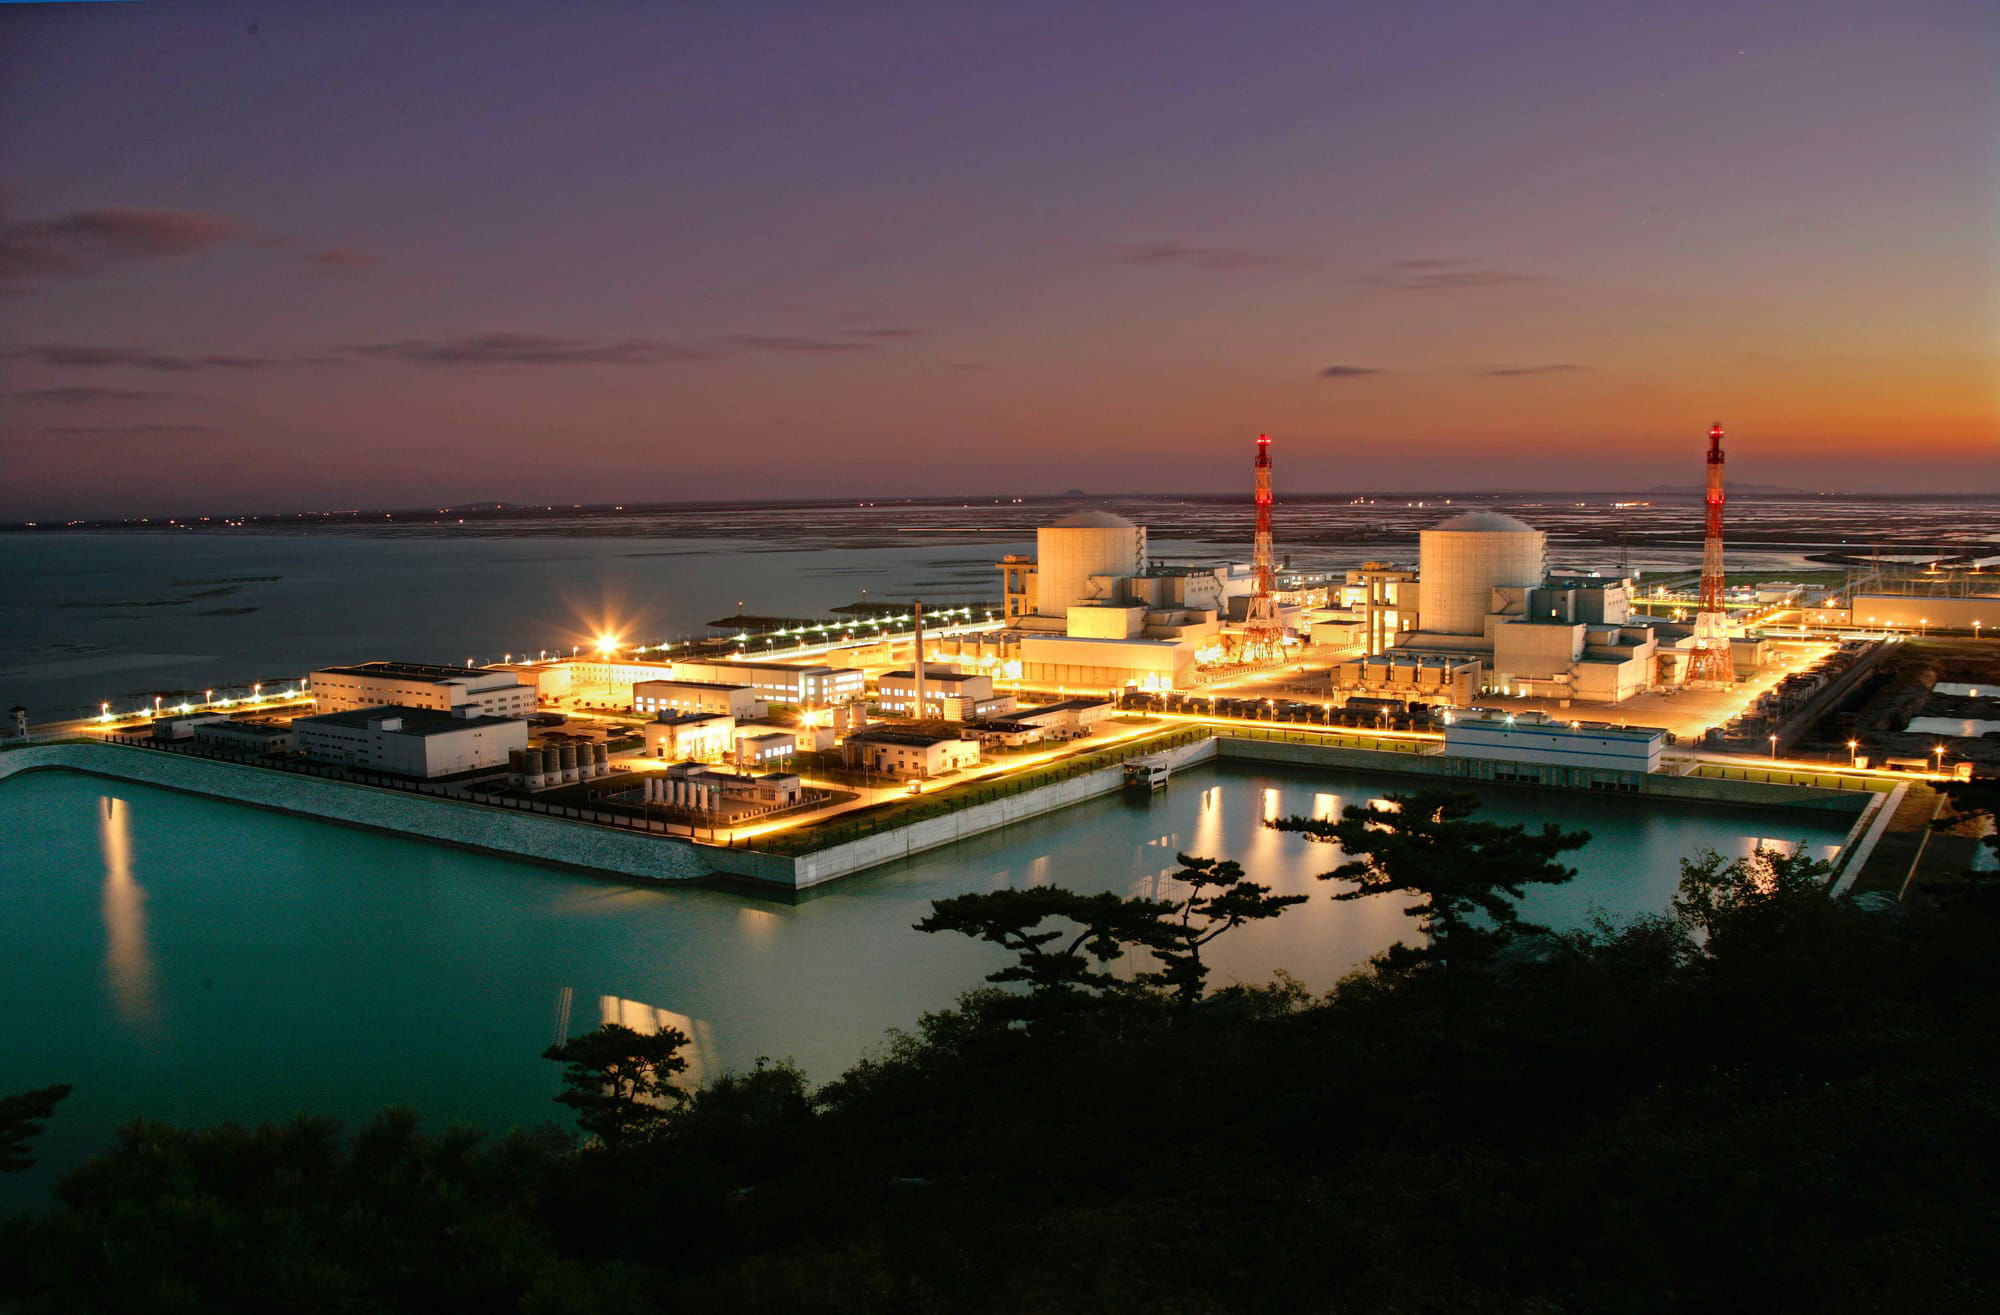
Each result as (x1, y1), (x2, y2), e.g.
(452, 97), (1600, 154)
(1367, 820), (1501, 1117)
(912, 601), (926, 720)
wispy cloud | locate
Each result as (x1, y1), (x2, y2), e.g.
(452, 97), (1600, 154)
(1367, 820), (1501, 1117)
(723, 334), (875, 354)
(1319, 365), (1384, 380)
(30, 421), (217, 437)
(1482, 363), (1588, 377)
(303, 245), (376, 272)
(1106, 244), (1299, 271)
(0, 207), (243, 286)
(1360, 258), (1551, 294)
(1, 344), (297, 371)
(349, 334), (717, 366)
(12, 386), (189, 404)
(349, 330), (905, 367)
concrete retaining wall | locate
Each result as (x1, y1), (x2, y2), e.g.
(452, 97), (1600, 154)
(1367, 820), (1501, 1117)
(728, 737), (1220, 889)
(0, 741), (716, 884)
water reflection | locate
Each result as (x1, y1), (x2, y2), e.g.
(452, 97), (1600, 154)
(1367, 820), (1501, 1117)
(98, 795), (159, 1028)
(600, 995), (718, 1090)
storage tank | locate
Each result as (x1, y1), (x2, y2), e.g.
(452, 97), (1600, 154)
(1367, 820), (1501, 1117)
(1034, 510), (1145, 617)
(1418, 511), (1546, 636)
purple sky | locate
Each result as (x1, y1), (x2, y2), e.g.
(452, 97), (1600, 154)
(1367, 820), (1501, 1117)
(2, 0), (1995, 518)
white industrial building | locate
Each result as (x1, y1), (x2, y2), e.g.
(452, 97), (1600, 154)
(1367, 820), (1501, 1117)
(293, 705), (527, 778)
(669, 659), (865, 707)
(842, 726), (981, 779)
(733, 728), (798, 768)
(1443, 709), (1665, 774)
(641, 711), (736, 762)
(875, 667), (1017, 721)
(310, 662), (536, 719)
(633, 678), (767, 720)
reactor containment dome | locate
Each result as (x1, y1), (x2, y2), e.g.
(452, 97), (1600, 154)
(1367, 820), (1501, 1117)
(1418, 510), (1547, 637)
(1034, 510), (1147, 617)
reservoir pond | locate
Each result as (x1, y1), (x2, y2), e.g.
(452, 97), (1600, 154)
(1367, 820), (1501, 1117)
(1, 763), (1849, 1202)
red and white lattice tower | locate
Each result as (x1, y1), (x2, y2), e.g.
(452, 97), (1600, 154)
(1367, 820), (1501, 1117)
(1241, 433), (1285, 662)
(1684, 421), (1735, 687)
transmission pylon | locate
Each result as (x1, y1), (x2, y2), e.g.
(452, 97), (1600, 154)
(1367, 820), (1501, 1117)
(1241, 433), (1285, 663)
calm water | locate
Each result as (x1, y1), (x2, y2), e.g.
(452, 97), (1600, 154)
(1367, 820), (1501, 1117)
(0, 762), (1850, 1203)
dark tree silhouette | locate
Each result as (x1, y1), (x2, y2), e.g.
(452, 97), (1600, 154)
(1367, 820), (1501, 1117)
(543, 1023), (689, 1149)
(0, 1083), (71, 1174)
(1272, 789), (1588, 970)
(918, 858), (1303, 1018)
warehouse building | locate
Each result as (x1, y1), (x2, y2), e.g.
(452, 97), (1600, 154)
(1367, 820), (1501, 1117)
(842, 726), (981, 779)
(669, 659), (865, 707)
(293, 705), (527, 778)
(641, 711), (736, 762)
(192, 719), (294, 755)
(632, 678), (766, 720)
(875, 667), (1017, 721)
(310, 662), (536, 719)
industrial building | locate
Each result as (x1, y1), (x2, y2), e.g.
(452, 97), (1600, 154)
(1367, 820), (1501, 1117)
(641, 711), (736, 762)
(875, 667), (1017, 721)
(1847, 594), (2000, 633)
(733, 728), (798, 768)
(193, 720), (294, 754)
(310, 662), (536, 719)
(842, 726), (981, 779)
(668, 659), (865, 707)
(293, 705), (527, 778)
(1443, 709), (1666, 775)
(640, 763), (805, 817)
(632, 678), (767, 720)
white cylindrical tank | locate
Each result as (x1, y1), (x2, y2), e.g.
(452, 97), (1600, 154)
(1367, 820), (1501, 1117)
(1034, 510), (1145, 617)
(1417, 511), (1546, 636)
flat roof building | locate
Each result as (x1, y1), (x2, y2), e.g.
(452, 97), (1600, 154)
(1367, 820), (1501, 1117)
(293, 705), (527, 778)
(310, 662), (536, 719)
(842, 726), (981, 779)
(1444, 709), (1665, 775)
(670, 659), (865, 707)
(633, 678), (767, 720)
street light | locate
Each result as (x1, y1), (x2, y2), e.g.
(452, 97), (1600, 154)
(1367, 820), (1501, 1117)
(1934, 744), (1947, 774)
(1768, 733), (1778, 760)
(1847, 739), (1859, 767)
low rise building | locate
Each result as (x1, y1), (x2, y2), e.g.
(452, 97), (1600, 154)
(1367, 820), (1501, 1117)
(293, 705), (527, 778)
(733, 728), (798, 768)
(1443, 709), (1665, 775)
(875, 667), (1017, 721)
(842, 726), (981, 779)
(633, 679), (766, 720)
(640, 711), (735, 762)
(192, 720), (294, 754)
(310, 662), (536, 719)
(151, 712), (229, 740)
(670, 659), (865, 706)
(1330, 653), (1481, 707)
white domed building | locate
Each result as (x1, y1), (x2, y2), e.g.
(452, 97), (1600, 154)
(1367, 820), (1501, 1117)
(1417, 510), (1547, 637)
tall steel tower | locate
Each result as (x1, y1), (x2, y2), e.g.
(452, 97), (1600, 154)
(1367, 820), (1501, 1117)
(1242, 433), (1284, 662)
(1684, 421), (1735, 687)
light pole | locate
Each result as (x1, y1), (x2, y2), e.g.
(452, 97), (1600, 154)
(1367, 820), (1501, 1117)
(1768, 733), (1778, 761)
(1847, 739), (1859, 768)
(1934, 744), (1946, 775)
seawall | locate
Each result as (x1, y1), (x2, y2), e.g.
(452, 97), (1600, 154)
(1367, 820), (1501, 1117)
(0, 741), (717, 884)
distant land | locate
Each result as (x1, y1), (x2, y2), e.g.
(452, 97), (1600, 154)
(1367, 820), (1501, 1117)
(1642, 482), (1817, 496)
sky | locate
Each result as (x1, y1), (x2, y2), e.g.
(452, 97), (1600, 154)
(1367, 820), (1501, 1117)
(1, 0), (1996, 518)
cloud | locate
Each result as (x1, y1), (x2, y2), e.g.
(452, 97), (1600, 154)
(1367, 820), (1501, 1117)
(12, 386), (188, 404)
(1106, 244), (1298, 271)
(1318, 365), (1384, 380)
(723, 334), (875, 354)
(349, 330), (907, 366)
(1, 344), (294, 371)
(303, 245), (376, 272)
(33, 421), (214, 437)
(350, 333), (716, 366)
(1360, 258), (1551, 294)
(1482, 363), (1588, 377)
(0, 207), (243, 284)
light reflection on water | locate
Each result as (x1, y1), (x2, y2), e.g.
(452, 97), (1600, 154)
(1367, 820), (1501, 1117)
(97, 795), (158, 1030)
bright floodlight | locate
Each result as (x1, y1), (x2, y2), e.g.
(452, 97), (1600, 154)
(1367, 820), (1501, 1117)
(596, 633), (619, 656)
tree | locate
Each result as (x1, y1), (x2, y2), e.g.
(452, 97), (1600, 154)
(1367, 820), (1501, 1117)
(1672, 844), (1840, 958)
(916, 858), (1304, 1020)
(1142, 854), (1308, 1011)
(543, 1023), (689, 1149)
(1271, 790), (1588, 971)
(0, 1083), (71, 1174)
